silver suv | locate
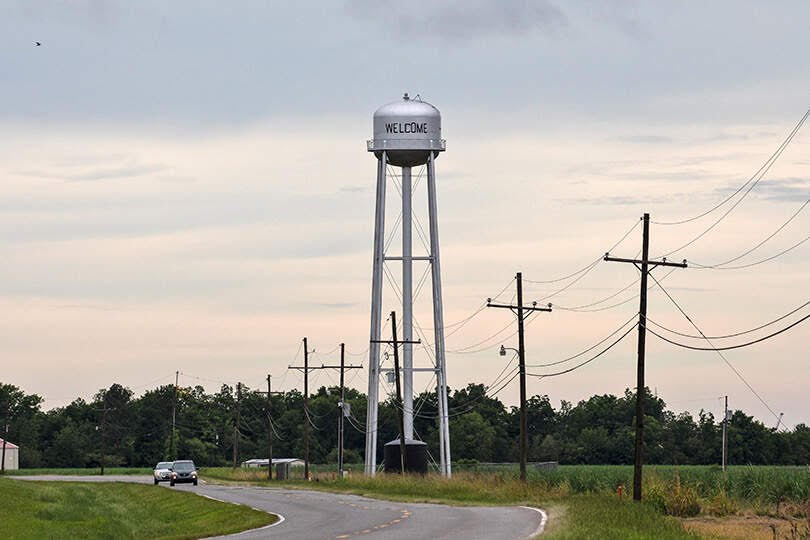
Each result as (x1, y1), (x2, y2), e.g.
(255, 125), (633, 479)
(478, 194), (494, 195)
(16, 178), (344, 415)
(169, 460), (199, 486)
(153, 461), (173, 485)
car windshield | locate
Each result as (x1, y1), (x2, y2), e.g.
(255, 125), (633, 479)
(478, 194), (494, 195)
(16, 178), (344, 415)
(173, 462), (195, 472)
(156, 462), (172, 469)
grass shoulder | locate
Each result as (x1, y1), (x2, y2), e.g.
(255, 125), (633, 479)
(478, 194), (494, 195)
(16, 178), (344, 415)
(6, 467), (152, 476)
(0, 477), (276, 539)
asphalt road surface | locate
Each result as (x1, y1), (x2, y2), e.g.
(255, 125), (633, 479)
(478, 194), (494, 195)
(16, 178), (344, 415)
(15, 475), (545, 539)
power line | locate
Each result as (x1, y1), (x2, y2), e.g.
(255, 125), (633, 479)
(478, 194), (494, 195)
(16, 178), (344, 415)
(645, 271), (786, 426)
(691, 232), (810, 271)
(652, 107), (810, 226)
(645, 300), (810, 340)
(523, 218), (642, 284)
(525, 313), (639, 368)
(655, 110), (809, 258)
(689, 198), (809, 269)
(645, 312), (810, 351)
(552, 267), (678, 313)
(527, 324), (635, 378)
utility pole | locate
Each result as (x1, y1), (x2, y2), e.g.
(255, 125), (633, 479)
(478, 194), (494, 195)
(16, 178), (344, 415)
(487, 272), (552, 482)
(371, 312), (420, 474)
(288, 338), (313, 479)
(338, 343), (345, 476)
(171, 370), (179, 460)
(290, 343), (362, 478)
(95, 403), (112, 476)
(722, 395), (728, 471)
(605, 212), (687, 501)
(1, 418), (8, 475)
(258, 375), (283, 480)
(391, 312), (406, 474)
(232, 382), (242, 469)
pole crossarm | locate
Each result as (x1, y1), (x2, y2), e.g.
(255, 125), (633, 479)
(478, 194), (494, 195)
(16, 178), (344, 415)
(487, 302), (553, 312)
(370, 339), (421, 345)
(314, 365), (363, 370)
(604, 254), (688, 269)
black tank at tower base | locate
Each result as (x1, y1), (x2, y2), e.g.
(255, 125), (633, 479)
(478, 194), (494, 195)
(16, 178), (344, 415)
(383, 439), (428, 474)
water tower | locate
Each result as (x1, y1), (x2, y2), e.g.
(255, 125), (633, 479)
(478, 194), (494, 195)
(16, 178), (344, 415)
(364, 93), (452, 477)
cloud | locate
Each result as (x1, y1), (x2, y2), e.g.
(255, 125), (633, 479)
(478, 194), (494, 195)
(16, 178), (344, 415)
(339, 185), (367, 194)
(344, 0), (567, 41)
(65, 163), (168, 182)
(18, 162), (167, 182)
(753, 178), (810, 202)
(616, 135), (674, 144)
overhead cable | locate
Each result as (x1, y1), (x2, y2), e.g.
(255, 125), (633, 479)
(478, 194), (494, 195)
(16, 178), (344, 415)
(525, 313), (639, 368)
(655, 108), (809, 257)
(652, 107), (810, 226)
(645, 272), (786, 426)
(646, 300), (810, 340)
(527, 324), (635, 378)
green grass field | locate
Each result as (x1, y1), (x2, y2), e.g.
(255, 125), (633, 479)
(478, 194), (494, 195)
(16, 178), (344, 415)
(5, 467), (152, 476)
(0, 477), (276, 539)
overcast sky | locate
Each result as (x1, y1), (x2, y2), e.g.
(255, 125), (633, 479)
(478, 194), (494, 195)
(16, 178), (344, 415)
(1, 1), (808, 429)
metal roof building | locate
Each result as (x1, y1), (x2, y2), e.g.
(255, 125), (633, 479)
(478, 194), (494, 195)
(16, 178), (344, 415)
(0, 438), (19, 470)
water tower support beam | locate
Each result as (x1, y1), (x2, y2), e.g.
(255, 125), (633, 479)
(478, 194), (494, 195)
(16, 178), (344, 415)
(402, 166), (414, 441)
(365, 152), (387, 476)
(427, 152), (451, 477)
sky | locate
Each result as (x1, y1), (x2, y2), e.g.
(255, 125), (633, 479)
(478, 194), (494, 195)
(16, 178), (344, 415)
(0, 1), (808, 430)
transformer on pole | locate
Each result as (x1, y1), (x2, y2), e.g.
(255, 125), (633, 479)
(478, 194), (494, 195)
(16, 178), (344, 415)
(364, 93), (451, 476)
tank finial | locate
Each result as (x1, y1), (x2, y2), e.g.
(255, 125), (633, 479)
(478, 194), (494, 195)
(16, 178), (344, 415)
(403, 92), (410, 101)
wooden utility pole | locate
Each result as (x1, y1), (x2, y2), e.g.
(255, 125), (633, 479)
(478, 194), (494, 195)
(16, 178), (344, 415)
(258, 375), (283, 480)
(171, 370), (179, 460)
(371, 312), (420, 475)
(391, 312), (407, 474)
(487, 272), (552, 482)
(1, 418), (8, 475)
(95, 404), (112, 476)
(722, 395), (728, 471)
(288, 338), (312, 479)
(290, 343), (361, 478)
(605, 213), (687, 501)
(338, 343), (345, 476)
(232, 382), (242, 469)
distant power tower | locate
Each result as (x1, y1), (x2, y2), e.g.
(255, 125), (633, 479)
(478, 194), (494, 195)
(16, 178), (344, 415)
(364, 93), (451, 477)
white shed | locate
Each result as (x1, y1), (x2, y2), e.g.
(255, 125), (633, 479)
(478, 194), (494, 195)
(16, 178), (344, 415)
(242, 457), (304, 468)
(0, 438), (19, 470)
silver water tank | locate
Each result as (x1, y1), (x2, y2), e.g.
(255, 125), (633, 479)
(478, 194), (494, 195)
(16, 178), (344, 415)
(368, 93), (446, 167)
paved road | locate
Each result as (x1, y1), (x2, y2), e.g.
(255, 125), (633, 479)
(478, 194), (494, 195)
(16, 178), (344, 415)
(15, 475), (545, 539)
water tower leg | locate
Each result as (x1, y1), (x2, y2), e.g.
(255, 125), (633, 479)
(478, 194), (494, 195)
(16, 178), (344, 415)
(365, 152), (387, 476)
(427, 152), (451, 477)
(402, 166), (414, 442)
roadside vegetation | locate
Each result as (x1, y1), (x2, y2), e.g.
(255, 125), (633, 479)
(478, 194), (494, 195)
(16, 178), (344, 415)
(0, 477), (276, 539)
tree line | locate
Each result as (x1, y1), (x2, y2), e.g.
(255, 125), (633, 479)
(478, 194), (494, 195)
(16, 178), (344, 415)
(1, 380), (808, 469)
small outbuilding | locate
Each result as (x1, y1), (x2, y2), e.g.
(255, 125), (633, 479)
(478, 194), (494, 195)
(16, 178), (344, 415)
(241, 457), (304, 468)
(0, 438), (19, 470)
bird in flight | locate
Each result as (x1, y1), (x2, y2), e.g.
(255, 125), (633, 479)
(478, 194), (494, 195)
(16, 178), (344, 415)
(35, 42), (41, 46)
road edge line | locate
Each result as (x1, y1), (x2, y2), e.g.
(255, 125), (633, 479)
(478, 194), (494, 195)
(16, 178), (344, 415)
(519, 506), (548, 538)
(200, 493), (286, 536)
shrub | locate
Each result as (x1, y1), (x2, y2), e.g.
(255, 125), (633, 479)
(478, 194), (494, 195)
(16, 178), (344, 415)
(703, 490), (738, 517)
(665, 473), (701, 517)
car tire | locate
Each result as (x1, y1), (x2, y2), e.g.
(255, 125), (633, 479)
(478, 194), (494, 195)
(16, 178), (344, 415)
(154, 479), (159, 485)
